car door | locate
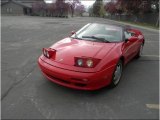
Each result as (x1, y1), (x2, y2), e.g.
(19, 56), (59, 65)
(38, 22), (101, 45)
(130, 30), (144, 54)
(122, 31), (138, 63)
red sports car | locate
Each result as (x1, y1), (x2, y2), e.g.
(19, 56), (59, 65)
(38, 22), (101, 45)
(38, 23), (145, 90)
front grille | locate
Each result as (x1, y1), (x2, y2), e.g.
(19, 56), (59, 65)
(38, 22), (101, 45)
(70, 78), (83, 81)
(46, 73), (87, 87)
(46, 73), (70, 84)
(74, 83), (86, 87)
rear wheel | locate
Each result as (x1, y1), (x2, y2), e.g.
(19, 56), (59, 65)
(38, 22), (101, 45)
(110, 60), (123, 88)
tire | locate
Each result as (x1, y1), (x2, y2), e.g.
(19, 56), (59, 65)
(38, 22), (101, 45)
(110, 60), (123, 88)
(135, 44), (143, 58)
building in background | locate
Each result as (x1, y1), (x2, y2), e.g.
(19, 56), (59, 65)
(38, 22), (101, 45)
(1, 0), (86, 17)
(1, 0), (43, 15)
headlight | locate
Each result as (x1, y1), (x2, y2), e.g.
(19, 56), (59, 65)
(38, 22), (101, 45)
(75, 57), (100, 68)
(86, 59), (93, 67)
(77, 59), (83, 66)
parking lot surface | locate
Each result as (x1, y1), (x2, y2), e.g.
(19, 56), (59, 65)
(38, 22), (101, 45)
(1, 16), (159, 119)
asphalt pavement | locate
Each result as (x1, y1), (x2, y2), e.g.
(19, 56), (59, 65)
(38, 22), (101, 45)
(1, 16), (159, 119)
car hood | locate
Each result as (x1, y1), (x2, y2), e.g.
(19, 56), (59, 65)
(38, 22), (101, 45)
(50, 37), (116, 66)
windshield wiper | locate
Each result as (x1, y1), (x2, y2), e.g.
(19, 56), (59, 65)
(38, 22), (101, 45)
(70, 33), (83, 40)
(82, 35), (110, 43)
(71, 36), (82, 40)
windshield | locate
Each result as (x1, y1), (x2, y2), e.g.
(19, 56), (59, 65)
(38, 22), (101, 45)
(71, 23), (123, 42)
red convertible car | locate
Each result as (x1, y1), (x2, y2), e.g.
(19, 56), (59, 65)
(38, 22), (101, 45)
(38, 23), (145, 90)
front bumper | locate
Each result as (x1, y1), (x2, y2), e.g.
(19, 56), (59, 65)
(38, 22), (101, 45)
(38, 57), (115, 90)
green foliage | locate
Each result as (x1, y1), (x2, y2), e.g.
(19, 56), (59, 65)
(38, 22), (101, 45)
(99, 5), (105, 17)
(92, 0), (104, 17)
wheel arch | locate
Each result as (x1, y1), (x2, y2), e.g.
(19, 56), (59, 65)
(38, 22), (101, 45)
(142, 39), (145, 45)
(120, 56), (125, 66)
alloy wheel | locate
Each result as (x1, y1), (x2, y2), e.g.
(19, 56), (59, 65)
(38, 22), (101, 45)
(113, 62), (122, 85)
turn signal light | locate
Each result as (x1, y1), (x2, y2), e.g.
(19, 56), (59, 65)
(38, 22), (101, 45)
(43, 48), (56, 59)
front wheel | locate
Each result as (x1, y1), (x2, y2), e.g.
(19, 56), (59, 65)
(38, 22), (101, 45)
(136, 44), (143, 58)
(110, 60), (123, 88)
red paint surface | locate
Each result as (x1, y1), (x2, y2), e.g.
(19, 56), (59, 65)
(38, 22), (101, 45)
(38, 28), (144, 90)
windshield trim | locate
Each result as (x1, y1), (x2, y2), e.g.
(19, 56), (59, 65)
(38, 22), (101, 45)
(71, 23), (124, 43)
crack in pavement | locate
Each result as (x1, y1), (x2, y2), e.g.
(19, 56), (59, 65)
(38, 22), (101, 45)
(1, 58), (158, 101)
(1, 64), (36, 101)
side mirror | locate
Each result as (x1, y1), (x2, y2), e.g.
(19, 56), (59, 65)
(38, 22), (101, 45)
(125, 38), (129, 42)
(125, 37), (137, 42)
(71, 31), (76, 35)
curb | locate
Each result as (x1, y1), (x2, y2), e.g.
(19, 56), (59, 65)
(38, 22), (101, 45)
(105, 19), (159, 33)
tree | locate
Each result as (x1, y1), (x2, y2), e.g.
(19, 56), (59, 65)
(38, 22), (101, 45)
(32, 1), (47, 16)
(99, 4), (105, 17)
(74, 4), (85, 16)
(55, 0), (70, 17)
(93, 0), (104, 17)
(32, 0), (85, 17)
(104, 1), (116, 16)
(47, 3), (56, 16)
(88, 6), (93, 16)
(65, 0), (82, 17)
